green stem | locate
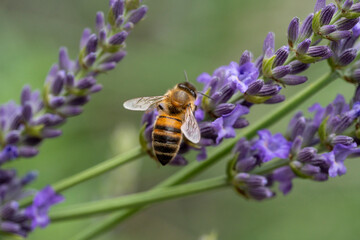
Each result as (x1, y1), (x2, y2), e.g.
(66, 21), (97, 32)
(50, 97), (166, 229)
(72, 70), (339, 240)
(20, 146), (144, 208)
(50, 176), (228, 222)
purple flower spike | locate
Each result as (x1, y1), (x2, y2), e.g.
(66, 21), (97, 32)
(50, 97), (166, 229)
(246, 80), (264, 95)
(337, 48), (357, 66)
(263, 32), (275, 54)
(97, 62), (117, 72)
(252, 130), (291, 162)
(76, 77), (96, 89)
(103, 51), (127, 63)
(281, 75), (308, 85)
(319, 4), (336, 26)
(314, 0), (326, 13)
(343, 0), (354, 11)
(112, 0), (125, 19)
(109, 31), (128, 45)
(288, 17), (299, 47)
(84, 53), (97, 67)
(25, 186), (64, 229)
(128, 6), (148, 24)
(257, 85), (281, 96)
(264, 95), (285, 104)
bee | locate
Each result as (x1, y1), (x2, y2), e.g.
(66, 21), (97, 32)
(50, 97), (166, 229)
(123, 81), (201, 165)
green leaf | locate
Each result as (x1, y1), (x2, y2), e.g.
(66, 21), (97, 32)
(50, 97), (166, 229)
(262, 55), (276, 78)
(312, 10), (322, 33)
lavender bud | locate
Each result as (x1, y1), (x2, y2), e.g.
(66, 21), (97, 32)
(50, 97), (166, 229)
(299, 14), (314, 40)
(86, 34), (98, 54)
(59, 47), (70, 71)
(235, 173), (267, 187)
(289, 60), (310, 74)
(42, 129), (62, 138)
(214, 103), (235, 116)
(99, 29), (107, 45)
(264, 94), (285, 104)
(319, 4), (336, 25)
(296, 39), (311, 55)
(330, 135), (354, 145)
(84, 53), (97, 67)
(263, 32), (275, 54)
(109, 31), (128, 45)
(80, 28), (91, 49)
(239, 50), (252, 65)
(236, 157), (257, 172)
(337, 48), (357, 66)
(328, 30), (352, 41)
(112, 0), (125, 19)
(51, 71), (66, 95)
(281, 75), (308, 85)
(343, 0), (354, 11)
(1, 201), (18, 218)
(128, 5), (148, 24)
(351, 69), (360, 82)
(291, 136), (303, 155)
(233, 118), (249, 128)
(314, 173), (328, 181)
(248, 187), (274, 200)
(103, 51), (127, 63)
(297, 147), (317, 163)
(97, 62), (116, 72)
(336, 18), (359, 30)
(5, 131), (20, 145)
(291, 116), (306, 139)
(59, 106), (83, 117)
(301, 164), (320, 175)
(257, 85), (281, 96)
(21, 85), (31, 106)
(22, 103), (32, 122)
(350, 2), (360, 12)
(246, 80), (264, 95)
(288, 17), (299, 47)
(272, 65), (291, 79)
(273, 47), (289, 67)
(67, 96), (90, 106)
(307, 46), (333, 58)
(314, 0), (326, 12)
(18, 146), (38, 157)
(10, 114), (22, 130)
(49, 96), (66, 108)
(66, 73), (75, 87)
(115, 16), (125, 28)
(212, 82), (236, 104)
(169, 155), (188, 166)
(124, 22), (134, 31)
(319, 25), (337, 35)
(96, 12), (105, 32)
(76, 77), (96, 89)
(21, 171), (38, 187)
(90, 84), (103, 93)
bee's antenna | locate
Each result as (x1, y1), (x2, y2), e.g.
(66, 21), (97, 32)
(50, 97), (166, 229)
(184, 70), (189, 82)
(197, 91), (213, 100)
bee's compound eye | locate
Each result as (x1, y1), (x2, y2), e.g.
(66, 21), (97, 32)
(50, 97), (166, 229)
(158, 103), (165, 111)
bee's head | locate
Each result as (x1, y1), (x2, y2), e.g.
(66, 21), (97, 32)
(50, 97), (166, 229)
(177, 82), (197, 99)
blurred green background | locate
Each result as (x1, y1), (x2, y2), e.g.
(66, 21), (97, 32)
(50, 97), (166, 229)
(1, 0), (359, 239)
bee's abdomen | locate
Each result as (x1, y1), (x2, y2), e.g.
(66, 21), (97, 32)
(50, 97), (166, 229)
(152, 115), (182, 165)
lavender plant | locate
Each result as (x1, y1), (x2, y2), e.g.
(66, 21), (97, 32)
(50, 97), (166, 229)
(0, 0), (147, 238)
(2, 0), (360, 239)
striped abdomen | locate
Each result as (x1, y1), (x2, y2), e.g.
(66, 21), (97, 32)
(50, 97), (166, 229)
(152, 115), (182, 165)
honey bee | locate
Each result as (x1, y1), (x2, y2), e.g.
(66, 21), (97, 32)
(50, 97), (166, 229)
(123, 82), (200, 165)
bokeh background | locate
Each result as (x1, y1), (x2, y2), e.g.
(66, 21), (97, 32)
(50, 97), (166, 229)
(1, 0), (360, 239)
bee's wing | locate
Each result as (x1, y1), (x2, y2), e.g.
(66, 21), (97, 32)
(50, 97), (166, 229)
(123, 96), (164, 111)
(181, 106), (201, 143)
